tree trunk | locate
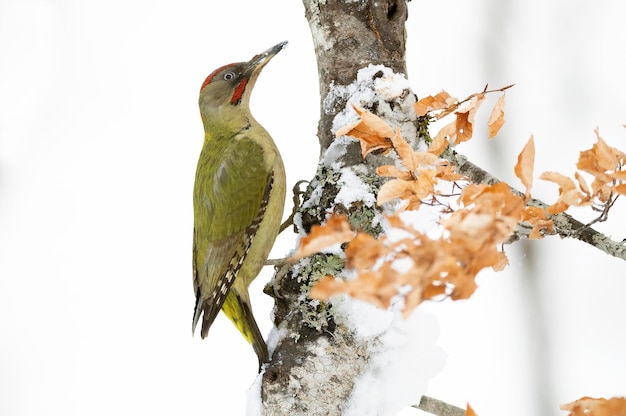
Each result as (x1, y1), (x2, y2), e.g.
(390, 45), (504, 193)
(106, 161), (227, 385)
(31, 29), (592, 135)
(304, 0), (409, 153)
(260, 1), (438, 415)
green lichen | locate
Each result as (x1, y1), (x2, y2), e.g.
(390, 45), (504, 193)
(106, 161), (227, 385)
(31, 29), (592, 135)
(299, 166), (342, 233)
(347, 202), (383, 237)
(417, 114), (432, 144)
(295, 253), (345, 332)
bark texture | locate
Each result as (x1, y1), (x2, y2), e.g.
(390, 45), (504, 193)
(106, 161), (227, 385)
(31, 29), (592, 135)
(261, 1), (418, 415)
(304, 0), (409, 152)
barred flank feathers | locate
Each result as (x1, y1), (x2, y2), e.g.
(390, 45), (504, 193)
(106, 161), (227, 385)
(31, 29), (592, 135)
(192, 173), (274, 339)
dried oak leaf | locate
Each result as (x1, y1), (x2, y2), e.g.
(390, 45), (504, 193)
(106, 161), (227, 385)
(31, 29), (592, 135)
(335, 104), (395, 157)
(389, 129), (455, 174)
(455, 111), (473, 144)
(457, 185), (523, 243)
(514, 135), (535, 199)
(458, 182), (525, 225)
(310, 261), (404, 310)
(615, 183), (626, 195)
(390, 128), (432, 172)
(291, 215), (355, 260)
(576, 129), (626, 200)
(427, 133), (449, 156)
(575, 171), (592, 197)
(560, 396), (626, 416)
(434, 119), (458, 146)
(309, 274), (351, 304)
(452, 93), (486, 144)
(414, 90), (457, 117)
(436, 160), (464, 181)
(539, 171), (586, 214)
(521, 206), (553, 239)
(577, 130), (626, 179)
(488, 93), (506, 138)
(377, 170), (436, 211)
(376, 130), (462, 209)
(345, 232), (384, 270)
(377, 165), (412, 181)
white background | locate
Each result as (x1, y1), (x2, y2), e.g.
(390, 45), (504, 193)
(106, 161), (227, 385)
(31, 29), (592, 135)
(1, 1), (625, 415)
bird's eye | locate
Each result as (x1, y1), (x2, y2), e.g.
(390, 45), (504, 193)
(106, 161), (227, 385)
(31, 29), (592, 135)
(223, 72), (236, 81)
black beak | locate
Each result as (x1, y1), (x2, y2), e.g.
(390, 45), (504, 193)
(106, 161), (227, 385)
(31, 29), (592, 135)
(244, 41), (288, 75)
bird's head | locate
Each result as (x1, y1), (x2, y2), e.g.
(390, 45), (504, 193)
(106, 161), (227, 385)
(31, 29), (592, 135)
(198, 41), (287, 121)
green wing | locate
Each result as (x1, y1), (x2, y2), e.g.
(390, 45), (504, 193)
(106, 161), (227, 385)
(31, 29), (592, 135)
(192, 134), (271, 336)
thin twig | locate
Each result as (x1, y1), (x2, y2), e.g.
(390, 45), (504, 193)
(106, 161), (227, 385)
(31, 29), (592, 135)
(265, 258), (288, 266)
(582, 193), (619, 231)
(456, 83), (515, 108)
(435, 84), (515, 120)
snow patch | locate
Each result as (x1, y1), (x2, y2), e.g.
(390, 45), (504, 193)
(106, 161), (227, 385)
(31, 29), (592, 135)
(332, 295), (394, 340)
(390, 256), (414, 274)
(335, 168), (376, 208)
(292, 211), (305, 237)
(266, 326), (286, 356)
(322, 135), (351, 168)
(300, 183), (324, 214)
(324, 64), (413, 136)
(246, 371), (263, 416)
(334, 298), (446, 416)
(393, 205), (446, 238)
(374, 72), (410, 99)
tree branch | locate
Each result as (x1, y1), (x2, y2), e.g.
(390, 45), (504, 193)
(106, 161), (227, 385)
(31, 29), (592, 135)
(449, 150), (626, 261)
(413, 395), (466, 416)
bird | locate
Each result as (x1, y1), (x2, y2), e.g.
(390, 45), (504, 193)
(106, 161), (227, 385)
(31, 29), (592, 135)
(191, 41), (287, 370)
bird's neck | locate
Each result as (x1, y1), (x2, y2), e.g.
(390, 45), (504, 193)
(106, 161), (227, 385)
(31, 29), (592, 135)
(201, 105), (256, 140)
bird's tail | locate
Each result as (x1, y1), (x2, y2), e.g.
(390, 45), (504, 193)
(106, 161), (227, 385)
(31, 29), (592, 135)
(222, 290), (269, 371)
(192, 285), (224, 340)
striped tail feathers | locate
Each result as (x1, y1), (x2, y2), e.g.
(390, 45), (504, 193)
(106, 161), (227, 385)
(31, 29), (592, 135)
(221, 290), (269, 371)
(192, 244), (245, 338)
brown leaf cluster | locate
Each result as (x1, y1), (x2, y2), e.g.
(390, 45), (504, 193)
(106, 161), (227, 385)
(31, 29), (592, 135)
(291, 215), (355, 259)
(306, 181), (525, 315)
(335, 104), (395, 158)
(297, 107), (556, 314)
(414, 84), (513, 145)
(521, 205), (554, 240)
(540, 129), (626, 214)
(560, 396), (626, 416)
(376, 128), (463, 211)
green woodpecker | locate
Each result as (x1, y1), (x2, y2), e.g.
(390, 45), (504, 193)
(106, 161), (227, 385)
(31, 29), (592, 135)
(192, 41), (287, 370)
